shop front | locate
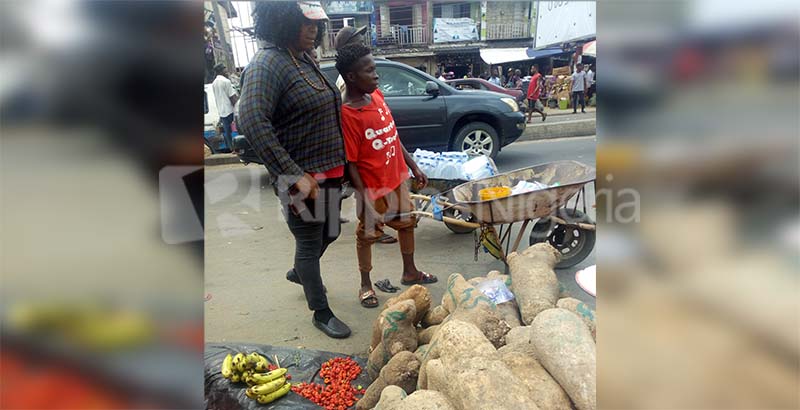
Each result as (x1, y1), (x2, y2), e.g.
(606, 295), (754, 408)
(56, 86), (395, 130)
(434, 47), (482, 79)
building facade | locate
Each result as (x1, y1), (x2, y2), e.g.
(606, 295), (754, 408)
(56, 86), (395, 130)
(319, 0), (539, 78)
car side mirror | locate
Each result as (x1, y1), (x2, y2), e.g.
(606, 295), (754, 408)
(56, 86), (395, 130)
(425, 81), (439, 96)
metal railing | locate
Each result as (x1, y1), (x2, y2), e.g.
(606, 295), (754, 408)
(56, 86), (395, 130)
(485, 22), (530, 40)
(376, 24), (429, 46)
(322, 28), (372, 57)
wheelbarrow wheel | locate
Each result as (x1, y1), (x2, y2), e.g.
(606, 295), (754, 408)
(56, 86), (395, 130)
(529, 209), (595, 269)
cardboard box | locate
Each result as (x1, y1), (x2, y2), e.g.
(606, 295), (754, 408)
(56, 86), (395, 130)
(552, 66), (571, 76)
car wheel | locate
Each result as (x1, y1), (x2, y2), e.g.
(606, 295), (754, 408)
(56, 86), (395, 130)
(452, 122), (499, 159)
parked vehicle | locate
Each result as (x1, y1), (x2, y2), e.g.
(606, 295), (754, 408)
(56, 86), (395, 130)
(445, 78), (527, 111)
(233, 59), (526, 164)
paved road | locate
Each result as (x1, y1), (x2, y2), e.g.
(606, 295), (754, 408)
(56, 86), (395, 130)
(498, 135), (596, 171)
(204, 136), (596, 355)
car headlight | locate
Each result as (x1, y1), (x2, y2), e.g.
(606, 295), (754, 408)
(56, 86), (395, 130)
(500, 97), (519, 112)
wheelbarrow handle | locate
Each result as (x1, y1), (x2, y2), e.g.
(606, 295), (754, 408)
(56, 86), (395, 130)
(549, 215), (596, 231)
(409, 211), (481, 229)
(409, 193), (471, 214)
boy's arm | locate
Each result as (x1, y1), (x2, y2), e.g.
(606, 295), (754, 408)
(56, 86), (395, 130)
(401, 143), (427, 189)
(226, 78), (239, 108)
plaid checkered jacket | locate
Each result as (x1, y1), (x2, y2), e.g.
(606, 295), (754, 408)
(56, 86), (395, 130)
(238, 44), (345, 187)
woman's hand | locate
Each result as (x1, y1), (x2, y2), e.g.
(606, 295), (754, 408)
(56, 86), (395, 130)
(294, 173), (320, 200)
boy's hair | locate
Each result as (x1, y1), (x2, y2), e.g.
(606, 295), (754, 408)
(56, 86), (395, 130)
(335, 43), (372, 76)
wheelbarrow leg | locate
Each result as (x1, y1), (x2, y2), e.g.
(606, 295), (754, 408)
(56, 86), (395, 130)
(510, 219), (531, 254)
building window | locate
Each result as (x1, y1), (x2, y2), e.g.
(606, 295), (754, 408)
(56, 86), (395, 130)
(329, 17), (356, 31)
(433, 2), (471, 19)
(389, 5), (414, 26)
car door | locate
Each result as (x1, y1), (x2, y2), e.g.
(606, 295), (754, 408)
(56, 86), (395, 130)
(470, 80), (489, 91)
(375, 64), (447, 151)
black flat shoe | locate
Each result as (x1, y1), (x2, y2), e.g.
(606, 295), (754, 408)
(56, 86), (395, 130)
(286, 269), (327, 293)
(312, 316), (351, 339)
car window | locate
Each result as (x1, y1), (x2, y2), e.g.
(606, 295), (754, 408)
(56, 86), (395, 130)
(320, 67), (339, 85)
(476, 82), (490, 90)
(376, 66), (428, 96)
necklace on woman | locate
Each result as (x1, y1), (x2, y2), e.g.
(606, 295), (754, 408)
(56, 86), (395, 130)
(288, 50), (326, 92)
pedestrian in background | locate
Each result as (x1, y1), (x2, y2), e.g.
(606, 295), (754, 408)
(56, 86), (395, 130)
(526, 65), (546, 123)
(333, 25), (368, 93)
(211, 63), (238, 152)
(488, 68), (502, 86)
(570, 62), (588, 113)
(571, 43), (584, 74)
(238, 1), (352, 339)
(512, 69), (523, 89)
(586, 64), (596, 102)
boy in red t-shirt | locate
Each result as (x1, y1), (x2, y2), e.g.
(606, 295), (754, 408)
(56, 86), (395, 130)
(336, 43), (438, 308)
(526, 64), (547, 123)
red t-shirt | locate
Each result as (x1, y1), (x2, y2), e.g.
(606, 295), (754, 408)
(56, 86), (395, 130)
(527, 73), (542, 100)
(342, 90), (409, 201)
(310, 165), (344, 180)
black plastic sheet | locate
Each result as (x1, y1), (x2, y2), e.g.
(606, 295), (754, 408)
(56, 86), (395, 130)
(205, 343), (373, 410)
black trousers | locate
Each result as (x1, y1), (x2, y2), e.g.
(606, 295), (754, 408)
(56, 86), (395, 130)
(572, 91), (586, 112)
(279, 178), (342, 311)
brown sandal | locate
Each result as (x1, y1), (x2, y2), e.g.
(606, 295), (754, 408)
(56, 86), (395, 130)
(359, 289), (379, 308)
(401, 271), (438, 286)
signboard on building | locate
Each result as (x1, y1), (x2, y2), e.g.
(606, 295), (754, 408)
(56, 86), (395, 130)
(534, 1), (596, 48)
(326, 1), (373, 15)
(433, 18), (479, 43)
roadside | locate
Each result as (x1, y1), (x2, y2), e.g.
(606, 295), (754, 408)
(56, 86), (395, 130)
(204, 137), (596, 355)
(204, 107), (595, 166)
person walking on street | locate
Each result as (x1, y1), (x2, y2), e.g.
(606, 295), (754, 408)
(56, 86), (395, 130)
(336, 43), (437, 309)
(211, 63), (238, 152)
(570, 62), (588, 113)
(526, 65), (546, 123)
(238, 1), (351, 339)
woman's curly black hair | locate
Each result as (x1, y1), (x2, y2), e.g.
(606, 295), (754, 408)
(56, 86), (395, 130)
(335, 43), (372, 76)
(253, 1), (326, 48)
